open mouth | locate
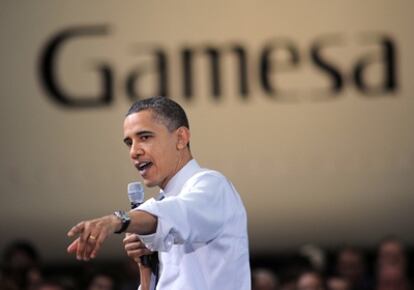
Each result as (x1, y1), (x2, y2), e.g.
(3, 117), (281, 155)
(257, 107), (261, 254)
(136, 161), (153, 174)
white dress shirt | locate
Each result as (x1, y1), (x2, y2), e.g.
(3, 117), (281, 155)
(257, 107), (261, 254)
(136, 159), (251, 290)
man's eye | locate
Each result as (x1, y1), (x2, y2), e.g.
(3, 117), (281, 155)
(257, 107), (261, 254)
(125, 141), (132, 147)
(140, 135), (150, 141)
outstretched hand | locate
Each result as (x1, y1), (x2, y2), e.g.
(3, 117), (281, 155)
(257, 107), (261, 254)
(67, 214), (120, 261)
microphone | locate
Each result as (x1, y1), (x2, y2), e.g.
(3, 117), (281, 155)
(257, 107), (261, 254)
(127, 182), (150, 266)
(128, 182), (145, 209)
(127, 182), (159, 279)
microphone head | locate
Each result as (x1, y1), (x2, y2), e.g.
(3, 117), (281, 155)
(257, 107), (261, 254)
(128, 182), (145, 203)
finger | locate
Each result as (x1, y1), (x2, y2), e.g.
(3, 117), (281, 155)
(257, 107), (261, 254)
(80, 242), (91, 261)
(76, 236), (86, 260)
(123, 234), (139, 244)
(124, 241), (145, 251)
(80, 231), (98, 261)
(67, 221), (85, 237)
(127, 249), (151, 259)
(128, 248), (153, 261)
(76, 223), (91, 260)
(79, 221), (91, 243)
(67, 238), (79, 254)
(127, 248), (152, 257)
(88, 233), (98, 242)
(83, 232), (99, 260)
(90, 234), (106, 259)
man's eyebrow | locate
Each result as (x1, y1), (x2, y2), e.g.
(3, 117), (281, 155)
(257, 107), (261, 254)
(123, 130), (154, 143)
(136, 130), (154, 136)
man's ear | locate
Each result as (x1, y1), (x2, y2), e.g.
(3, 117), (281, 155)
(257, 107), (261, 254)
(176, 127), (190, 150)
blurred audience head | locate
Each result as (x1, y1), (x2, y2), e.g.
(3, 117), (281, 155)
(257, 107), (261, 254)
(335, 246), (366, 286)
(377, 236), (407, 272)
(375, 236), (410, 290)
(252, 268), (279, 290)
(296, 271), (324, 290)
(326, 276), (350, 290)
(86, 271), (115, 290)
(278, 254), (312, 290)
(1, 240), (43, 290)
(2, 240), (40, 271)
(34, 280), (66, 290)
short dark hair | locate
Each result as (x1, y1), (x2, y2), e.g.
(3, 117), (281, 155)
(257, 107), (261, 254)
(126, 96), (189, 132)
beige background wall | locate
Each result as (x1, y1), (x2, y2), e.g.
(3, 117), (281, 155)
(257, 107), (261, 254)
(1, 1), (413, 261)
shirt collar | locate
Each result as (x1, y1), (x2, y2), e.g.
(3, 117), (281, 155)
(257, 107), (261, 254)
(160, 159), (200, 198)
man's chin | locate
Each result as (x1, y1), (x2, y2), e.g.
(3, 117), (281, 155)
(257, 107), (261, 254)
(142, 179), (158, 188)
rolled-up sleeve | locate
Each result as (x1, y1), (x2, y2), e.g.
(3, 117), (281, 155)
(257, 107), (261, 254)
(136, 172), (228, 252)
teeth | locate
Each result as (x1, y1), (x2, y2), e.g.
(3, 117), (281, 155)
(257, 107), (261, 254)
(138, 162), (149, 170)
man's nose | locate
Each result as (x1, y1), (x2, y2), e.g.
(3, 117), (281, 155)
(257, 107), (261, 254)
(130, 143), (144, 159)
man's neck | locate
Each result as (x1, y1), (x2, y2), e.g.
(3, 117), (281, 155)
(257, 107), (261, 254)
(160, 151), (193, 190)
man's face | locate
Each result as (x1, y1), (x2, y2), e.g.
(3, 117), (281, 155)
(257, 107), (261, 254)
(123, 110), (183, 189)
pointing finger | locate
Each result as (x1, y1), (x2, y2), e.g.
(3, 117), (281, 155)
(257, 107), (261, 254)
(67, 221), (85, 237)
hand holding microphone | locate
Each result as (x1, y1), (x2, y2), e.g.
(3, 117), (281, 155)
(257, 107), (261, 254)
(123, 234), (153, 263)
(124, 182), (154, 266)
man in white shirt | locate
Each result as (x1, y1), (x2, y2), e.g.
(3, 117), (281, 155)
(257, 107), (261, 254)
(67, 96), (251, 290)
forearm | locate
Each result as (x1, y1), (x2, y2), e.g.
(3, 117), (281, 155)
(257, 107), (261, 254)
(124, 210), (157, 235)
